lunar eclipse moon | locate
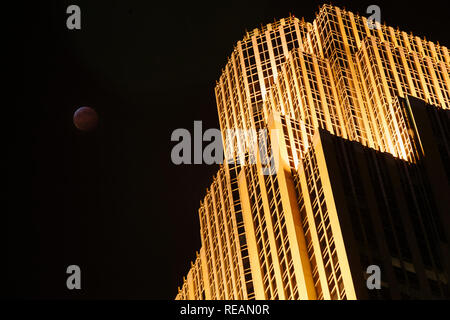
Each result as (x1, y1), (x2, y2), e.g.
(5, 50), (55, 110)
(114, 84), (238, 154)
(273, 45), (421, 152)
(73, 106), (98, 131)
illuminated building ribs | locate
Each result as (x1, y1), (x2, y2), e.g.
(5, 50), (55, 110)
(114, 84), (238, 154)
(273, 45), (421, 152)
(175, 4), (450, 300)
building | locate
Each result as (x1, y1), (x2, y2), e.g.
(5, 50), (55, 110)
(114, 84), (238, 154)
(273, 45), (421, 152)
(175, 4), (450, 300)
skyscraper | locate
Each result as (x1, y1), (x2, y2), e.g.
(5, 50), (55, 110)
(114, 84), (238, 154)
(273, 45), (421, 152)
(175, 4), (450, 300)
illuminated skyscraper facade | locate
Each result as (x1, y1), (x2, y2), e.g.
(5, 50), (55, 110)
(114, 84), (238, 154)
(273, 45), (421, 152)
(175, 5), (450, 300)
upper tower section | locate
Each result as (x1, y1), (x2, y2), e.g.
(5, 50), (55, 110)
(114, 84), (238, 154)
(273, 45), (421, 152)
(215, 4), (449, 164)
(214, 15), (313, 164)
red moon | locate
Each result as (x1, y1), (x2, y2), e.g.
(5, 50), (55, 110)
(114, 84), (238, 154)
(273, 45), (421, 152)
(73, 106), (98, 131)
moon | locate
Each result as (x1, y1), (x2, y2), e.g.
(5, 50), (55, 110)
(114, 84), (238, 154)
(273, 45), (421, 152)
(73, 106), (98, 131)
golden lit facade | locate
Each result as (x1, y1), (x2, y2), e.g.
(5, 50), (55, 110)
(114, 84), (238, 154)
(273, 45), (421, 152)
(176, 4), (450, 300)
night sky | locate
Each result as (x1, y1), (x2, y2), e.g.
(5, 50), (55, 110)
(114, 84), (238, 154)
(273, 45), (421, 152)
(11, 0), (448, 299)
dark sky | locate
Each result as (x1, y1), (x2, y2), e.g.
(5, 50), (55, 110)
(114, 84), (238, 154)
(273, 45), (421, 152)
(11, 0), (448, 299)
